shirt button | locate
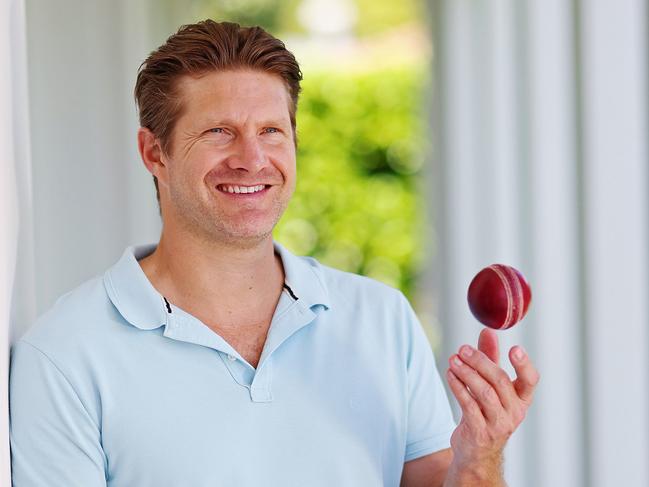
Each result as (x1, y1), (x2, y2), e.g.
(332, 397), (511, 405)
(227, 354), (236, 361)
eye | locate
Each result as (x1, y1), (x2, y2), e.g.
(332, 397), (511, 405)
(263, 127), (280, 134)
(205, 127), (232, 142)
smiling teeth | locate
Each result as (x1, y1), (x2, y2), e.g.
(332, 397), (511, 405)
(219, 184), (265, 194)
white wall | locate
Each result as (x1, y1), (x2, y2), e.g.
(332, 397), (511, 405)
(431, 1), (649, 486)
(24, 0), (162, 317)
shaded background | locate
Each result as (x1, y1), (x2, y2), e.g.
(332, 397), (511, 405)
(2, 0), (648, 486)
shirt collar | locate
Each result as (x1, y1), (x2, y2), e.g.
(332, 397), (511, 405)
(103, 243), (166, 330)
(272, 240), (331, 312)
(103, 240), (331, 331)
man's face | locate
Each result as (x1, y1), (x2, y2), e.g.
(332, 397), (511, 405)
(158, 69), (296, 248)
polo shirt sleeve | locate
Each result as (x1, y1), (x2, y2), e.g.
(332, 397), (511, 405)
(401, 293), (457, 462)
(10, 340), (107, 486)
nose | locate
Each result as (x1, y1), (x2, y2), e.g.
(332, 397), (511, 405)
(227, 134), (269, 172)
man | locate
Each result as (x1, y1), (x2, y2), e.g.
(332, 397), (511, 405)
(9, 21), (539, 486)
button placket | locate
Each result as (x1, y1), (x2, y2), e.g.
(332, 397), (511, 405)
(219, 351), (255, 389)
(250, 359), (273, 402)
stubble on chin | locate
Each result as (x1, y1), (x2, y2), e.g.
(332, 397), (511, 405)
(169, 182), (291, 249)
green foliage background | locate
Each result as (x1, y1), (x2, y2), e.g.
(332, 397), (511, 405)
(274, 67), (431, 300)
(190, 0), (425, 38)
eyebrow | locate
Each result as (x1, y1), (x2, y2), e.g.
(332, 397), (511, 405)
(200, 118), (291, 128)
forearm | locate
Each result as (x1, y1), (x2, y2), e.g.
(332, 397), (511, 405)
(442, 454), (507, 487)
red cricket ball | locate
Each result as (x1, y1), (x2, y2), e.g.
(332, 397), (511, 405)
(467, 264), (532, 330)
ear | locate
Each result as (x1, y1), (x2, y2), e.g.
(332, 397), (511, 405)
(137, 127), (168, 185)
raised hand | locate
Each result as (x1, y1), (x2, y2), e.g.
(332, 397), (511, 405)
(445, 328), (540, 476)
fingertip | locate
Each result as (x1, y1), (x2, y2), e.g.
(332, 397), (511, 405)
(512, 346), (527, 363)
(480, 327), (496, 338)
(478, 329), (500, 365)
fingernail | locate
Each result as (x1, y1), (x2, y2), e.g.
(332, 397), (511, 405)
(460, 346), (474, 358)
(452, 355), (463, 367)
(514, 347), (526, 361)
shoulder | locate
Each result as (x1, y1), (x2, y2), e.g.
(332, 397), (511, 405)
(303, 256), (420, 355)
(10, 274), (119, 434)
(276, 240), (410, 316)
(16, 273), (122, 362)
(306, 255), (409, 309)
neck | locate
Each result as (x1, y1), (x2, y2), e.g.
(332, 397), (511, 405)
(138, 228), (285, 321)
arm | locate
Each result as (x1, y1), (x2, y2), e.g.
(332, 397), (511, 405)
(10, 340), (107, 486)
(401, 448), (453, 487)
(400, 448), (504, 487)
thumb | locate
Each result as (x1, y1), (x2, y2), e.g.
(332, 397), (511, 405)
(478, 328), (500, 366)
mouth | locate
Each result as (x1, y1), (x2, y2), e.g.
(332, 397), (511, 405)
(215, 183), (271, 197)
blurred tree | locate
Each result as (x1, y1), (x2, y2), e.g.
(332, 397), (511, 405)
(189, 0), (303, 33)
(353, 0), (425, 37)
(189, 0), (426, 37)
(275, 67), (431, 299)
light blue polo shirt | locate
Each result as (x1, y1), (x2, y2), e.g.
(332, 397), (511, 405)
(10, 241), (456, 486)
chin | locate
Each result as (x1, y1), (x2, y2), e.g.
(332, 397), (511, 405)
(209, 221), (276, 244)
(217, 232), (273, 249)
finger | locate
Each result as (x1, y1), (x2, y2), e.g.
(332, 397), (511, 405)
(446, 369), (487, 428)
(457, 345), (517, 412)
(509, 346), (540, 404)
(478, 328), (500, 366)
(449, 353), (504, 421)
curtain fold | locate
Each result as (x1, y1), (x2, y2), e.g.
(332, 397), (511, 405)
(1, 0), (34, 482)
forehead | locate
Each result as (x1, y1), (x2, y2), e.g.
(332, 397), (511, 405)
(174, 69), (292, 126)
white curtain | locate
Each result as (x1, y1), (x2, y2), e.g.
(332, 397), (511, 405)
(430, 0), (649, 486)
(1, 0), (35, 482)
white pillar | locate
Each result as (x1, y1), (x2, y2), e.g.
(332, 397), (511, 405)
(431, 0), (649, 485)
(526, 0), (585, 485)
(579, 1), (649, 485)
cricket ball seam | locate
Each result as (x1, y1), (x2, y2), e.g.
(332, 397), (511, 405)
(489, 264), (513, 329)
(507, 266), (525, 325)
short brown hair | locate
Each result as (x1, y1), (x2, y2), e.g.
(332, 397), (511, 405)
(134, 20), (302, 204)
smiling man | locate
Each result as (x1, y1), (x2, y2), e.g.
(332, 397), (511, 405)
(9, 21), (539, 486)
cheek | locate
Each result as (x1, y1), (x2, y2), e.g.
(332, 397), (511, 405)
(272, 146), (296, 176)
(167, 165), (209, 202)
(169, 163), (195, 186)
(174, 152), (213, 184)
